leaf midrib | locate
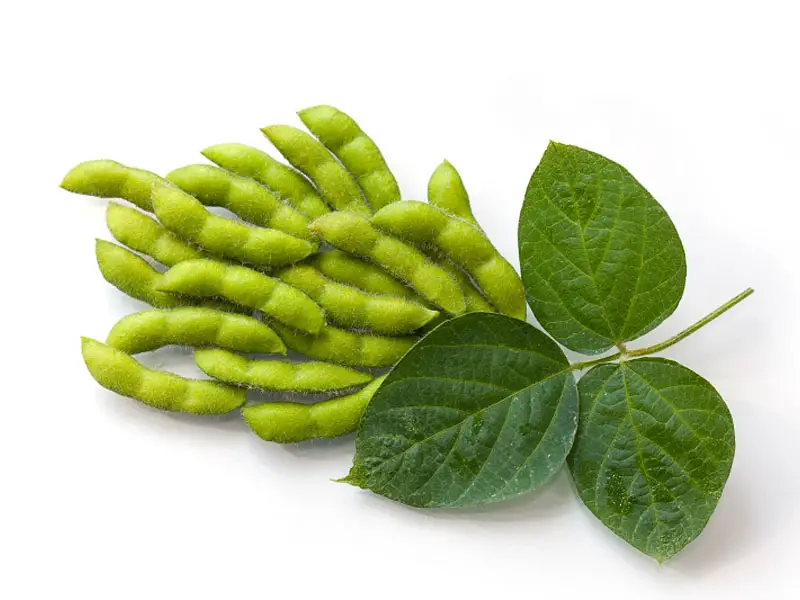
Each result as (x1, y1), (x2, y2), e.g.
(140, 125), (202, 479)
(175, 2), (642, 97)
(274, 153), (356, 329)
(366, 368), (570, 489)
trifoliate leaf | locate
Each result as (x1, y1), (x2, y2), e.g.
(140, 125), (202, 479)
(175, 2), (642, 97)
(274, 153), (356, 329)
(342, 313), (578, 508)
(518, 143), (686, 354)
(567, 358), (735, 562)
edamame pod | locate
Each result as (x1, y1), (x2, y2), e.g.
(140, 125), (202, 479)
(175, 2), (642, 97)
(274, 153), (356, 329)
(61, 160), (168, 212)
(166, 164), (315, 242)
(106, 308), (286, 355)
(261, 125), (370, 214)
(82, 337), (246, 415)
(308, 212), (466, 315)
(194, 348), (372, 392)
(242, 375), (386, 443)
(276, 265), (439, 335)
(151, 186), (316, 268)
(371, 201), (526, 319)
(427, 160), (480, 227)
(95, 240), (240, 313)
(272, 323), (416, 368)
(106, 202), (204, 267)
(201, 143), (330, 219)
(96, 239), (187, 308)
(298, 105), (400, 211)
(438, 257), (497, 313)
(309, 251), (421, 301)
(157, 259), (325, 334)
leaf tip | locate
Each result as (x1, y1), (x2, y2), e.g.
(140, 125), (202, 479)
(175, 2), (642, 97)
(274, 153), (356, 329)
(334, 466), (366, 488)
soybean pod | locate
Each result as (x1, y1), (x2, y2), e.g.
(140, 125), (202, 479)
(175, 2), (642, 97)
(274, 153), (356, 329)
(242, 375), (387, 443)
(157, 259), (325, 334)
(308, 212), (466, 315)
(437, 257), (497, 313)
(166, 164), (315, 242)
(94, 240), (240, 313)
(194, 348), (372, 393)
(105, 308), (286, 355)
(309, 251), (421, 302)
(61, 160), (168, 212)
(95, 239), (188, 308)
(201, 143), (330, 219)
(298, 105), (400, 211)
(261, 125), (370, 214)
(106, 202), (204, 267)
(151, 186), (316, 268)
(276, 264), (439, 335)
(272, 323), (416, 368)
(371, 201), (526, 319)
(81, 338), (246, 415)
(427, 160), (480, 227)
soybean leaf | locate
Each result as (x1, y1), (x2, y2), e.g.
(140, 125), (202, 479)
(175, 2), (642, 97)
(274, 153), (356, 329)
(567, 358), (734, 562)
(342, 313), (578, 508)
(518, 143), (686, 355)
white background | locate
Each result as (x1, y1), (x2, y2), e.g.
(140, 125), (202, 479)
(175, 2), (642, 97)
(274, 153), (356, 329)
(1, 1), (798, 598)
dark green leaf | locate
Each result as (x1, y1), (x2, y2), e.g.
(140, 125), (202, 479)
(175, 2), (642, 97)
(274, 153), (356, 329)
(518, 142), (686, 354)
(568, 358), (735, 562)
(342, 313), (578, 508)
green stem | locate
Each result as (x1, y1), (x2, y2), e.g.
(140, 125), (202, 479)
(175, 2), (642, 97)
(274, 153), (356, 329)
(571, 351), (622, 371)
(569, 288), (754, 371)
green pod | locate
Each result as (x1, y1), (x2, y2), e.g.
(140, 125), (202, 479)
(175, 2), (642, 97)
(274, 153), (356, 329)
(61, 159), (168, 212)
(272, 323), (416, 368)
(438, 257), (496, 313)
(298, 105), (400, 211)
(242, 375), (386, 443)
(371, 201), (526, 319)
(201, 143), (330, 219)
(166, 164), (315, 242)
(157, 259), (325, 334)
(194, 348), (372, 392)
(106, 202), (204, 267)
(151, 186), (316, 268)
(82, 337), (246, 415)
(276, 265), (439, 335)
(309, 251), (420, 301)
(308, 212), (466, 315)
(261, 125), (370, 214)
(96, 239), (187, 308)
(95, 240), (240, 313)
(105, 307), (286, 355)
(427, 160), (480, 228)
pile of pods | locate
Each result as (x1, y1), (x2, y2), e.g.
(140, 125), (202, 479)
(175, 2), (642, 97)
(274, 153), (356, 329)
(64, 106), (525, 443)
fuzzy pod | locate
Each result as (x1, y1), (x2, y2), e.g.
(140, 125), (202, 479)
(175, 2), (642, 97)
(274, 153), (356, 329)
(105, 307), (286, 355)
(61, 159), (168, 212)
(276, 264), (439, 335)
(309, 251), (421, 301)
(106, 202), (204, 267)
(427, 160), (480, 227)
(242, 375), (386, 443)
(437, 256), (497, 313)
(298, 105), (400, 211)
(272, 323), (416, 368)
(308, 212), (466, 315)
(166, 164), (315, 242)
(262, 124), (370, 214)
(201, 143), (330, 219)
(157, 259), (325, 334)
(194, 348), (372, 393)
(95, 239), (189, 308)
(151, 186), (316, 268)
(371, 201), (525, 319)
(81, 337), (246, 415)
